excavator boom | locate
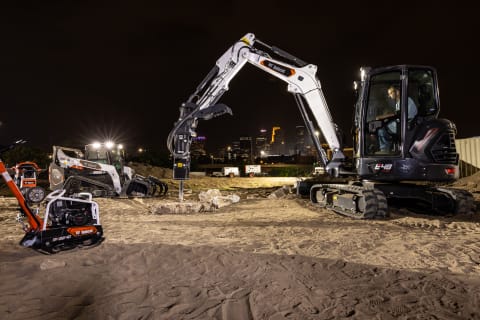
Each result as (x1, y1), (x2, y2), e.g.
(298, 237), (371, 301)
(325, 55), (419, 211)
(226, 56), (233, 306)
(168, 33), (345, 184)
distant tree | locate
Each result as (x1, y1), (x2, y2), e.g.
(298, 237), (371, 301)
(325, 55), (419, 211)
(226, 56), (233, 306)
(1, 145), (50, 169)
(126, 149), (171, 168)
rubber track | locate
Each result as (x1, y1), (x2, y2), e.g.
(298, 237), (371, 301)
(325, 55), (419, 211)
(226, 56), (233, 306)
(63, 176), (116, 196)
(373, 189), (389, 218)
(311, 184), (387, 219)
(436, 187), (476, 215)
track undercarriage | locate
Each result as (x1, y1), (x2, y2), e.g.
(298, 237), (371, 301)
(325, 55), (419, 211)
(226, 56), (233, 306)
(19, 225), (104, 254)
(62, 174), (168, 198)
(309, 181), (476, 219)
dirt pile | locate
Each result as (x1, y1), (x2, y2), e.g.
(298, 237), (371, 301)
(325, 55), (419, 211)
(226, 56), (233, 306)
(128, 162), (173, 179)
(452, 171), (480, 194)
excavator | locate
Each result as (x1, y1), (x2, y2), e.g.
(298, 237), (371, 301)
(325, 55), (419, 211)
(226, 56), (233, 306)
(167, 33), (476, 218)
(1, 140), (104, 253)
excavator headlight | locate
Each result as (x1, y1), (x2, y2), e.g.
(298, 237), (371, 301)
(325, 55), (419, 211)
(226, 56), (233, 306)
(360, 67), (371, 81)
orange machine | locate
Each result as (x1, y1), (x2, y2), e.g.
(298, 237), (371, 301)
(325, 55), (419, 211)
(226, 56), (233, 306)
(12, 161), (46, 203)
(13, 161), (41, 188)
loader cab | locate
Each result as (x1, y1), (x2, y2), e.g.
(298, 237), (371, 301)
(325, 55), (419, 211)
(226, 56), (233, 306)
(84, 143), (125, 174)
(354, 65), (439, 158)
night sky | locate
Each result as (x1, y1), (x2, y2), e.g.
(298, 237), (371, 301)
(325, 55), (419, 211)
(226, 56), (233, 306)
(1, 1), (478, 153)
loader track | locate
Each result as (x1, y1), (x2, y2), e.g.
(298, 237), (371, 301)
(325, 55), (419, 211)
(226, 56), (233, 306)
(63, 176), (116, 197)
(63, 175), (168, 198)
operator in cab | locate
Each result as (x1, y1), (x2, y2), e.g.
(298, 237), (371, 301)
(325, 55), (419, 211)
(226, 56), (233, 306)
(377, 85), (417, 153)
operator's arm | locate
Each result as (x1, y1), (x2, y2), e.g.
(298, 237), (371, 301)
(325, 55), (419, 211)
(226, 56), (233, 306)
(408, 97), (418, 119)
(376, 112), (397, 120)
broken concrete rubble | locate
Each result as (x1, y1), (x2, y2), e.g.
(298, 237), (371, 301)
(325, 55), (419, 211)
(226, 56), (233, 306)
(198, 189), (240, 209)
(151, 189), (240, 214)
(267, 185), (294, 199)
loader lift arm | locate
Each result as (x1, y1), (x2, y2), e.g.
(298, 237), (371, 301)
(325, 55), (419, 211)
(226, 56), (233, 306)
(167, 33), (345, 195)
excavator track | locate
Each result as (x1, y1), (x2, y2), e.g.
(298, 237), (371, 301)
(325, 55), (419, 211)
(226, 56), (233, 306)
(310, 182), (476, 219)
(310, 183), (388, 219)
(373, 189), (389, 218)
(435, 187), (476, 215)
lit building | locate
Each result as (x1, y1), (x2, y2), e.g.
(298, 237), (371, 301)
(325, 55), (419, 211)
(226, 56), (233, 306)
(270, 126), (287, 155)
(191, 136), (207, 157)
(295, 125), (317, 156)
(255, 129), (269, 158)
(239, 136), (253, 162)
(255, 136), (268, 157)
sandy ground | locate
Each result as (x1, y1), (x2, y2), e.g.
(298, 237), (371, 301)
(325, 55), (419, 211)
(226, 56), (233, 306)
(1, 174), (480, 320)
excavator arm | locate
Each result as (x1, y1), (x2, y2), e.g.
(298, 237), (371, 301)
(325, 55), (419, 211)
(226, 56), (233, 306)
(167, 33), (345, 185)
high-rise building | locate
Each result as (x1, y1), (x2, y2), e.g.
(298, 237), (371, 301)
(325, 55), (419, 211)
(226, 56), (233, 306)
(295, 125), (317, 156)
(255, 136), (268, 157)
(191, 136), (207, 157)
(239, 136), (253, 162)
(270, 126), (287, 155)
(255, 129), (269, 158)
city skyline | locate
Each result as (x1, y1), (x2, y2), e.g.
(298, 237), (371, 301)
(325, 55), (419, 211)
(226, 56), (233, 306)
(191, 124), (319, 160)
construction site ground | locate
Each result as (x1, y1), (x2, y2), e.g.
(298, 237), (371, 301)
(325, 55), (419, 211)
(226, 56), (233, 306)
(1, 172), (480, 319)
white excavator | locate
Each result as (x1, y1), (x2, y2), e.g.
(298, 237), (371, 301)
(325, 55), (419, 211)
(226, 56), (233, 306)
(167, 33), (475, 218)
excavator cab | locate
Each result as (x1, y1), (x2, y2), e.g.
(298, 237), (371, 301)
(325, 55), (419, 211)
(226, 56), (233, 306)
(353, 65), (458, 182)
